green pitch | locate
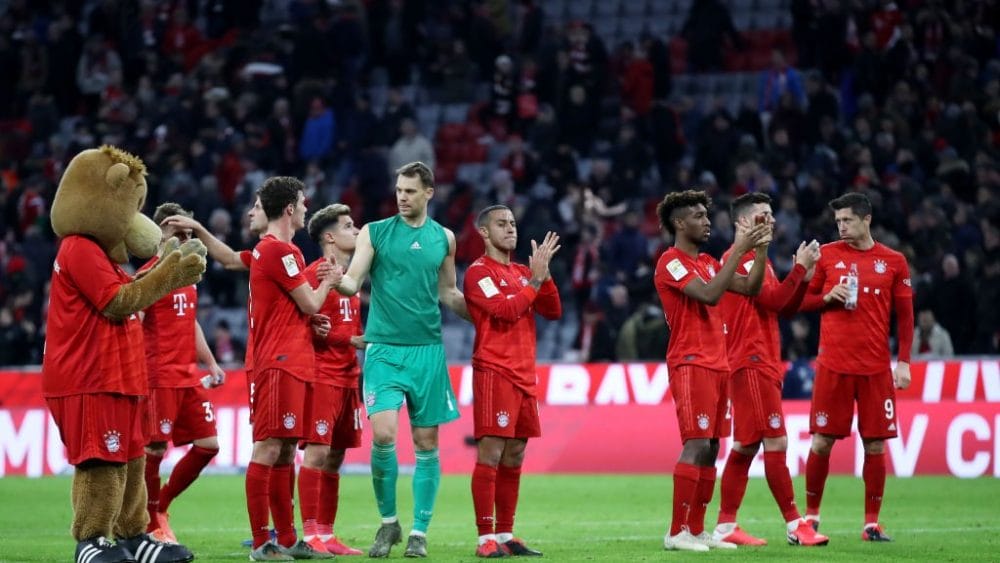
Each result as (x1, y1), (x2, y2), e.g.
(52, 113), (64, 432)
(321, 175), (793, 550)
(0, 474), (996, 561)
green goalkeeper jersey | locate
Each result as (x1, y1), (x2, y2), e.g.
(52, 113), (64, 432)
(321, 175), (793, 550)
(365, 215), (449, 345)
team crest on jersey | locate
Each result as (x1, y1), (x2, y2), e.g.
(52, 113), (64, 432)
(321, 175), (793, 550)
(815, 411), (829, 427)
(903, 278), (911, 286)
(315, 420), (330, 436)
(874, 259), (887, 274)
(768, 413), (782, 429)
(159, 419), (173, 435)
(520, 277), (528, 286)
(696, 413), (710, 430)
(496, 411), (510, 428)
(707, 265), (716, 277)
(104, 431), (121, 453)
(365, 392), (376, 408)
(282, 412), (297, 430)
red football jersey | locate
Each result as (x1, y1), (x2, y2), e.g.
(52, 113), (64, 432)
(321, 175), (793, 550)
(805, 241), (912, 375)
(305, 258), (362, 388)
(138, 256), (199, 388)
(249, 235), (315, 380)
(653, 247), (729, 371)
(720, 248), (808, 380)
(464, 255), (562, 395)
(42, 235), (147, 397)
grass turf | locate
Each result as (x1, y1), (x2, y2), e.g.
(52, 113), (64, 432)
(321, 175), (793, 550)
(0, 474), (996, 561)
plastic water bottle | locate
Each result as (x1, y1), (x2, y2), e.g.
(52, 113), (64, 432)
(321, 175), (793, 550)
(844, 263), (859, 310)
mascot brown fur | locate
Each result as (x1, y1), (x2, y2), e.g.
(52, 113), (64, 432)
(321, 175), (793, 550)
(43, 146), (206, 563)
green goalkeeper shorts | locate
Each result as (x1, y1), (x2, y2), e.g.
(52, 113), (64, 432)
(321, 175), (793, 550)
(362, 342), (460, 427)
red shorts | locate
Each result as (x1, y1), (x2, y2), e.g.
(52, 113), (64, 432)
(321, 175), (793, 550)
(250, 369), (307, 442)
(472, 369), (541, 440)
(47, 394), (148, 465)
(148, 386), (217, 446)
(670, 365), (731, 441)
(731, 368), (786, 445)
(810, 364), (898, 439)
(301, 383), (364, 449)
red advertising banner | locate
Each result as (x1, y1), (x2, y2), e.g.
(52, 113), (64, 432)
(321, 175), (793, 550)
(2, 362), (998, 477)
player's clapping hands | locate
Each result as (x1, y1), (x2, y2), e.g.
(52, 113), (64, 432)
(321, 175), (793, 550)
(733, 217), (772, 253)
(529, 231), (561, 285)
(796, 240), (822, 280)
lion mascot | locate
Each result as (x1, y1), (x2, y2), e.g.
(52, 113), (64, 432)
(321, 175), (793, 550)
(42, 146), (205, 563)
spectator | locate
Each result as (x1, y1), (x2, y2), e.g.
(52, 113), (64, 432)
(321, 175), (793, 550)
(680, 0), (742, 72)
(387, 117), (435, 175)
(914, 309), (955, 358)
(758, 50), (806, 115)
(929, 254), (977, 353)
(299, 97), (336, 163)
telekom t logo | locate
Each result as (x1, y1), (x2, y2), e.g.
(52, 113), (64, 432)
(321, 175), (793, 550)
(339, 298), (352, 321)
(173, 293), (191, 317)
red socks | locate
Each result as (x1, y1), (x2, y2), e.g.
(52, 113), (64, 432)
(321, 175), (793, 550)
(670, 462), (700, 536)
(764, 451), (801, 522)
(317, 470), (340, 537)
(717, 450), (752, 524)
(494, 464), (522, 535)
(246, 462), (272, 549)
(159, 446), (217, 512)
(687, 466), (716, 535)
(298, 466), (322, 538)
(270, 464), (297, 548)
(863, 452), (886, 525)
(805, 450), (830, 517)
(144, 452), (164, 531)
(472, 463), (498, 536)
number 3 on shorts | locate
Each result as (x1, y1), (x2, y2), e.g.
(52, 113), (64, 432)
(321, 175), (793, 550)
(203, 401), (215, 422)
(883, 398), (894, 420)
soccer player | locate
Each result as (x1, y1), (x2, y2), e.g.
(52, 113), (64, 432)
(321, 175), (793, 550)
(653, 189), (770, 552)
(296, 203), (366, 556)
(245, 177), (339, 560)
(798, 193), (913, 541)
(333, 161), (470, 558)
(710, 193), (829, 547)
(464, 205), (562, 558)
(141, 203), (226, 545)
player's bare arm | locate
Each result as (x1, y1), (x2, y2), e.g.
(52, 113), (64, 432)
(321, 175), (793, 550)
(438, 227), (471, 321)
(162, 214), (248, 271)
(195, 320), (225, 386)
(289, 265), (337, 315)
(335, 224), (373, 296)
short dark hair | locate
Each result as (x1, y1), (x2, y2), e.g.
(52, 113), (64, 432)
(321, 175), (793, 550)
(656, 190), (711, 234)
(828, 192), (872, 218)
(152, 202), (191, 225)
(395, 161), (434, 189)
(307, 203), (352, 244)
(476, 204), (511, 228)
(730, 192), (771, 220)
(257, 176), (304, 220)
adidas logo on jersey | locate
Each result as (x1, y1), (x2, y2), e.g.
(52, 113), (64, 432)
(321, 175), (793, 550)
(835, 261), (846, 269)
(410, 241), (421, 250)
(499, 279), (508, 286)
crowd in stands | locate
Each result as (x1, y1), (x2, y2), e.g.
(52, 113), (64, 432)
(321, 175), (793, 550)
(1, 0), (998, 380)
